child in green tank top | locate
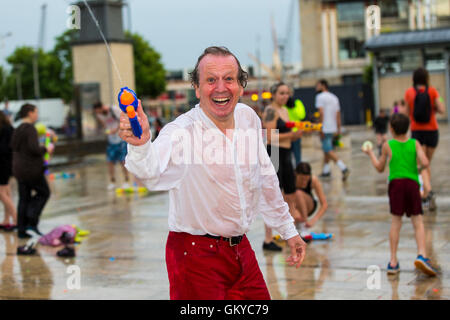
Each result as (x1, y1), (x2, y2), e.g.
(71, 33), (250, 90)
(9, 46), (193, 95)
(362, 113), (437, 277)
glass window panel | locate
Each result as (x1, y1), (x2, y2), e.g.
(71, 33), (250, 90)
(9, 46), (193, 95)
(400, 50), (422, 71)
(337, 2), (365, 22)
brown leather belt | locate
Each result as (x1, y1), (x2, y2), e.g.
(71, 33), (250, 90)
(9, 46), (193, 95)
(203, 234), (244, 247)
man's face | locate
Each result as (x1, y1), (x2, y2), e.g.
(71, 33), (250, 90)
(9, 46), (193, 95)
(94, 105), (108, 115)
(315, 82), (323, 93)
(195, 54), (243, 123)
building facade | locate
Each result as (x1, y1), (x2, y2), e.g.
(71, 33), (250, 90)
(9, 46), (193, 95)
(298, 0), (450, 87)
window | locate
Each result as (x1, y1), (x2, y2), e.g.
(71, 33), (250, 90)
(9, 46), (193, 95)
(378, 52), (401, 74)
(337, 2), (365, 22)
(339, 38), (365, 60)
(401, 50), (422, 71)
(380, 0), (408, 19)
(425, 49), (446, 71)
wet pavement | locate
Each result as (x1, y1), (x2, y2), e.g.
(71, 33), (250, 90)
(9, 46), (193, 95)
(1, 125), (449, 300)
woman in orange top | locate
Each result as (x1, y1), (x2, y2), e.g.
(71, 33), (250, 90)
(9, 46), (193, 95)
(404, 67), (445, 207)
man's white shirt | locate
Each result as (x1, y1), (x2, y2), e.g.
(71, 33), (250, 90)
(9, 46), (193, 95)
(125, 103), (298, 240)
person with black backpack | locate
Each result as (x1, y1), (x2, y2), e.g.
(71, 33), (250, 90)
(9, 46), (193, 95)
(404, 68), (445, 210)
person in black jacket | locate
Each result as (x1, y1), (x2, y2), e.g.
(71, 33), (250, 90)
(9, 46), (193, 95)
(0, 110), (17, 230)
(11, 104), (53, 239)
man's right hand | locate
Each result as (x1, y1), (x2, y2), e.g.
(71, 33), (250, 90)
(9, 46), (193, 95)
(119, 99), (151, 146)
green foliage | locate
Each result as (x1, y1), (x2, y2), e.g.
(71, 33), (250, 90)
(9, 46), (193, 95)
(51, 29), (77, 102)
(125, 31), (166, 98)
(0, 29), (165, 102)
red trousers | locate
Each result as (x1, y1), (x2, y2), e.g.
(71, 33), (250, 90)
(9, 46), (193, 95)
(165, 231), (271, 300)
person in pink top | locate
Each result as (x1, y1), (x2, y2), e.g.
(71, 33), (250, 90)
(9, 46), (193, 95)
(119, 46), (306, 300)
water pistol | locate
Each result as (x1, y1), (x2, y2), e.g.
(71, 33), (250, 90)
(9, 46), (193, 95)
(44, 132), (51, 175)
(285, 121), (322, 132)
(118, 87), (142, 139)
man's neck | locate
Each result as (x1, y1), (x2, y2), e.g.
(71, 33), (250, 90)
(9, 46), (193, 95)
(200, 106), (235, 135)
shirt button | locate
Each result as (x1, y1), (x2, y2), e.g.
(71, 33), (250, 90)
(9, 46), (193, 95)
(210, 245), (213, 248)
(192, 242), (195, 246)
(184, 252), (187, 255)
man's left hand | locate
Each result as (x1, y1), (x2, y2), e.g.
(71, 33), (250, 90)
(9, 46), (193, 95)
(286, 235), (307, 268)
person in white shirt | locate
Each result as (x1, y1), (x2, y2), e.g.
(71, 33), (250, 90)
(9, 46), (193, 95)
(94, 102), (130, 190)
(119, 46), (306, 300)
(315, 79), (350, 181)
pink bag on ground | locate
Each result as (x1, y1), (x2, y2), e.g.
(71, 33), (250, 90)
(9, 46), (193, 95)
(38, 225), (77, 247)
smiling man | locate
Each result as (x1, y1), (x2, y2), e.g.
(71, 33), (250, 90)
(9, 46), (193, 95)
(119, 46), (306, 300)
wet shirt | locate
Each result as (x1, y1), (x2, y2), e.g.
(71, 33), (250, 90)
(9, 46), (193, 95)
(315, 91), (340, 134)
(125, 103), (298, 239)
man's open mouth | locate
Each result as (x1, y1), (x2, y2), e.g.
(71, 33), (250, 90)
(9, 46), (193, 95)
(212, 97), (231, 106)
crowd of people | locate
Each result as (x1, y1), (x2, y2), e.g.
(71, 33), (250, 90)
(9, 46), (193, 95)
(0, 47), (443, 299)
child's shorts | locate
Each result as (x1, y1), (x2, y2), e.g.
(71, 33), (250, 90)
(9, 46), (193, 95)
(321, 133), (334, 153)
(107, 141), (127, 163)
(388, 178), (423, 217)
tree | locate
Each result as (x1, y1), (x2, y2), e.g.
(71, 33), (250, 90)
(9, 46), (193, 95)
(51, 29), (77, 103)
(2, 46), (63, 101)
(125, 31), (166, 98)
(0, 30), (165, 102)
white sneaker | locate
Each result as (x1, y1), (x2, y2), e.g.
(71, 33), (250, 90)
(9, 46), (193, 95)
(122, 182), (131, 189)
(300, 229), (311, 238)
(107, 182), (116, 190)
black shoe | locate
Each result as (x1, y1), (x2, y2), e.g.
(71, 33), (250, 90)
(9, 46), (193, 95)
(17, 245), (36, 255)
(263, 241), (282, 251)
(342, 168), (350, 181)
(18, 232), (33, 239)
(319, 172), (331, 178)
(428, 191), (437, 211)
(57, 246), (75, 257)
(27, 227), (43, 236)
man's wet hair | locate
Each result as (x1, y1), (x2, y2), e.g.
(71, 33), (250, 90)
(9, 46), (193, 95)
(390, 113), (410, 135)
(296, 162), (312, 175)
(189, 46), (248, 88)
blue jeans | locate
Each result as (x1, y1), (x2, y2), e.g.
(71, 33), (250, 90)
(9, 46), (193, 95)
(291, 138), (301, 167)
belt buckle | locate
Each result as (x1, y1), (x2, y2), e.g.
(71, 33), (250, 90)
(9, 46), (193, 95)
(229, 237), (238, 247)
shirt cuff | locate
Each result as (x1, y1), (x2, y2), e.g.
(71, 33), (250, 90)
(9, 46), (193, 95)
(276, 222), (299, 241)
(126, 137), (152, 162)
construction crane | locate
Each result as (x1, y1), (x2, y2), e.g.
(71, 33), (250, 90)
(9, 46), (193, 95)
(248, 0), (296, 82)
(32, 3), (47, 100)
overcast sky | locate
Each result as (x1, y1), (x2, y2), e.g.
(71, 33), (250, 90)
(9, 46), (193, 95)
(0, 0), (301, 71)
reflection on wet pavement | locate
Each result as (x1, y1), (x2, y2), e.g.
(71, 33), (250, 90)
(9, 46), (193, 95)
(0, 125), (449, 299)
